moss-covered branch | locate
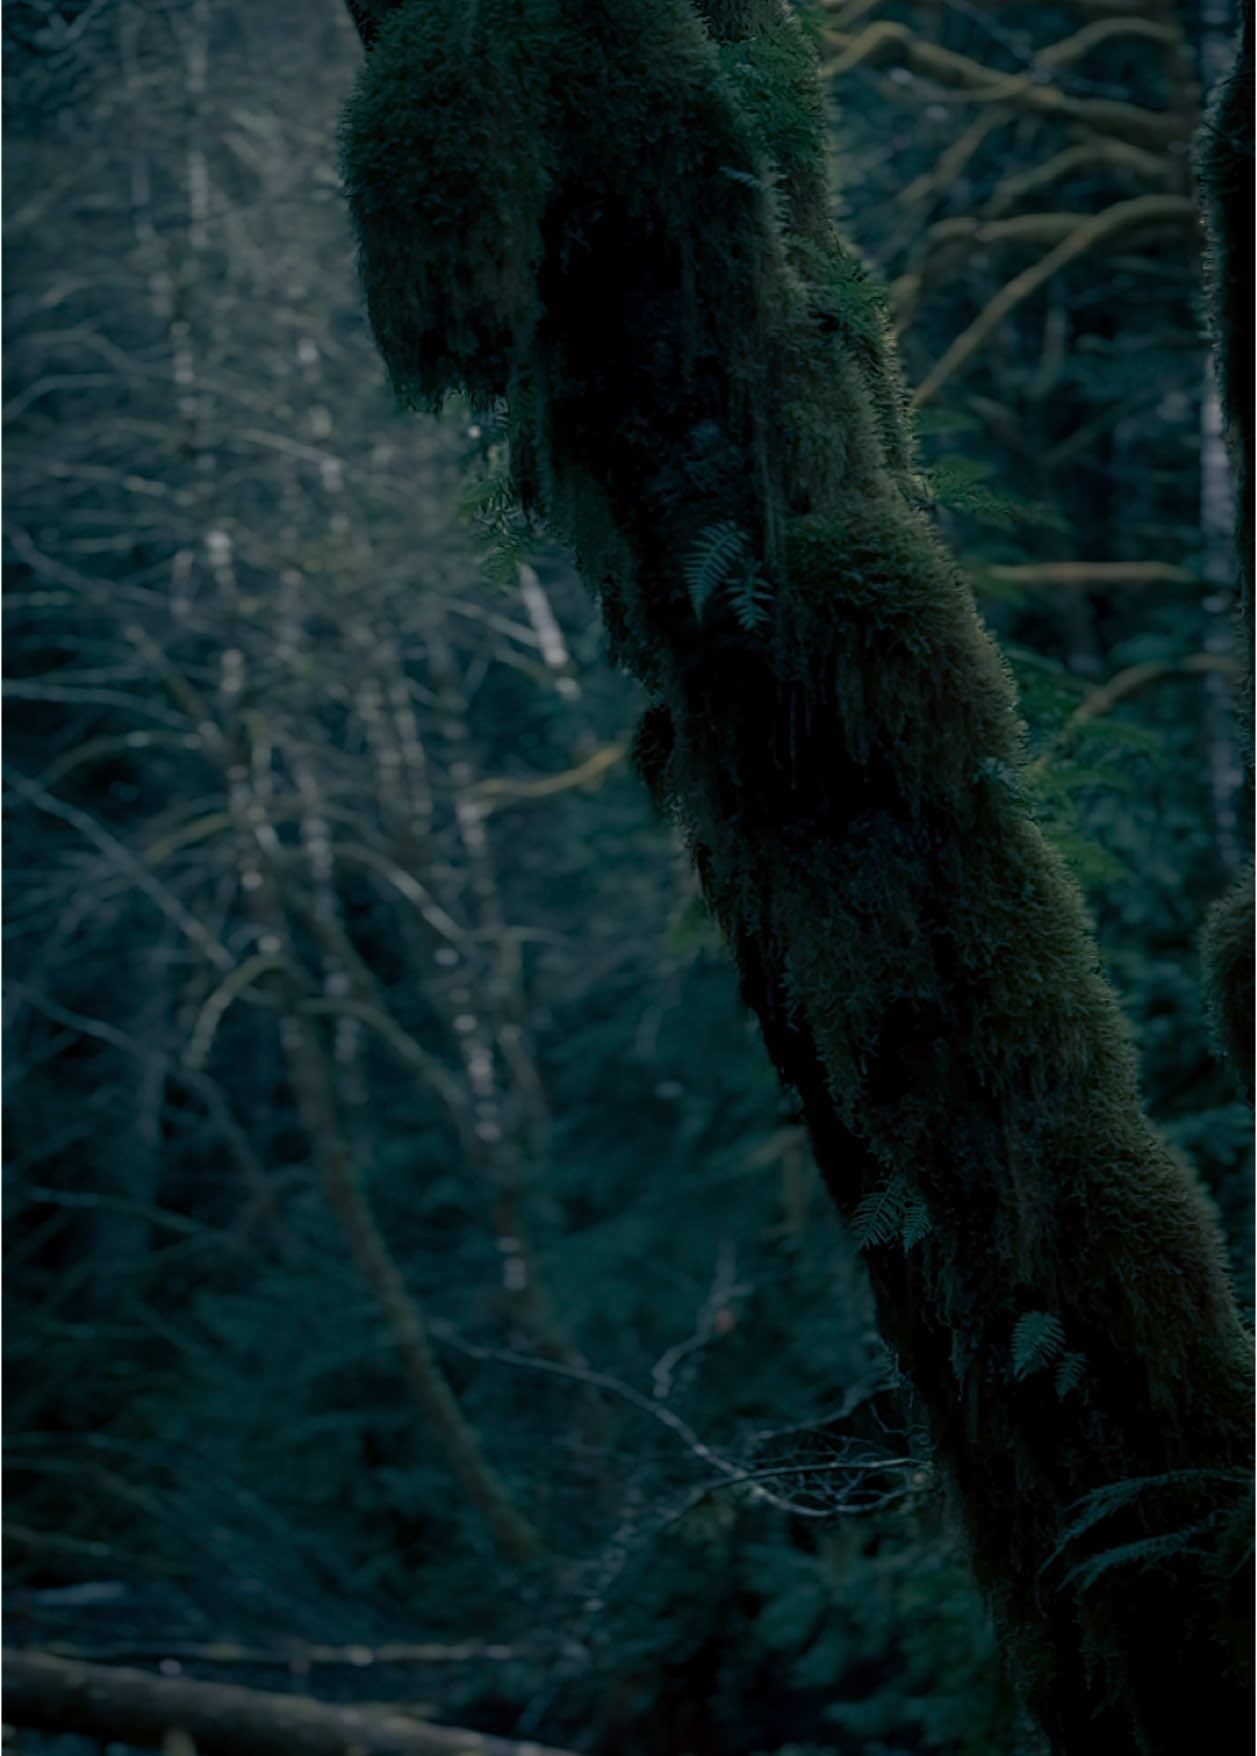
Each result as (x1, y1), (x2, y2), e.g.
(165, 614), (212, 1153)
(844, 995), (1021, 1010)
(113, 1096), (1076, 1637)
(911, 195), (1195, 408)
(817, 21), (1189, 146)
(1030, 651), (1241, 762)
(340, 2), (1253, 1747)
(979, 560), (1200, 591)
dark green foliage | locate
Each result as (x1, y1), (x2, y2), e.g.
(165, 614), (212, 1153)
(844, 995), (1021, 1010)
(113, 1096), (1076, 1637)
(684, 521), (774, 629)
(849, 1171), (931, 1253)
(1042, 1466), (1254, 1598)
(738, 1526), (1028, 1755)
(927, 455), (1063, 535)
(1010, 1310), (1066, 1381)
(341, 3), (1253, 1748)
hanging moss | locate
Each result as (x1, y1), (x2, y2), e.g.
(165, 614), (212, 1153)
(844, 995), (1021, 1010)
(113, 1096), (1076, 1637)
(339, 0), (559, 411)
(342, 3), (1253, 1750)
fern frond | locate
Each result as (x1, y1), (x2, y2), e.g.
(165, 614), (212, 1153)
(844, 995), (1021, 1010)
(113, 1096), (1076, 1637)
(900, 1192), (933, 1250)
(1055, 1350), (1087, 1398)
(683, 520), (753, 619)
(1011, 1309), (1066, 1379)
(1039, 1466), (1250, 1580)
(929, 455), (1063, 532)
(1041, 824), (1129, 888)
(457, 469), (520, 523)
(728, 565), (774, 632)
(851, 1173), (908, 1250)
(1065, 1515), (1227, 1595)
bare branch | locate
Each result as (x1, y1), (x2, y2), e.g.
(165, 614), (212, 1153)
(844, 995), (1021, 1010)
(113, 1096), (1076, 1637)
(979, 560), (1200, 591)
(5, 769), (234, 972)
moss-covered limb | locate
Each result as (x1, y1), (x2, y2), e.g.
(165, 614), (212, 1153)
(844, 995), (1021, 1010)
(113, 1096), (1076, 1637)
(984, 140), (1168, 217)
(1024, 651), (1240, 773)
(816, 22), (1190, 148)
(911, 195), (1196, 410)
(980, 560), (1200, 591)
(341, 0), (1253, 1746)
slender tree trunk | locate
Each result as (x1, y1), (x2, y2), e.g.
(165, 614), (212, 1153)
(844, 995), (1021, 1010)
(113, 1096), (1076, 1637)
(1196, 0), (1246, 881)
(339, 2), (1254, 1749)
(1198, 0), (1255, 1097)
(208, 487), (541, 1567)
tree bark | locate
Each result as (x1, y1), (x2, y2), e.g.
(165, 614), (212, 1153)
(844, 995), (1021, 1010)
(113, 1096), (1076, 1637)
(1, 1649), (580, 1756)
(339, 3), (1254, 1750)
(1197, 0), (1255, 1098)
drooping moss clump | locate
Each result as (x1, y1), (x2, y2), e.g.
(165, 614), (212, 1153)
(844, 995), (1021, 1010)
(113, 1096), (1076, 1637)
(342, 4), (1253, 1749)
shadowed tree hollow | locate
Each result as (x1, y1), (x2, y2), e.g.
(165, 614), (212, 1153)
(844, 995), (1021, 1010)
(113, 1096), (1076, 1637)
(337, 2), (1254, 1751)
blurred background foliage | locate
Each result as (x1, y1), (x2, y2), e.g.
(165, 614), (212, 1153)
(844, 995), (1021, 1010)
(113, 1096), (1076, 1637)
(3, 1), (1250, 1752)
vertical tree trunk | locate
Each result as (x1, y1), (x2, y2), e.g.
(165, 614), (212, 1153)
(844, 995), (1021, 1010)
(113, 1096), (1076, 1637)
(339, 2), (1254, 1748)
(1198, 0), (1255, 1098)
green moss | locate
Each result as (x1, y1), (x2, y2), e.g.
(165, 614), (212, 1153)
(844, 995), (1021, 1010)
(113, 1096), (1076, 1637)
(343, 2), (1254, 1747)
(340, 0), (559, 410)
(716, 20), (827, 185)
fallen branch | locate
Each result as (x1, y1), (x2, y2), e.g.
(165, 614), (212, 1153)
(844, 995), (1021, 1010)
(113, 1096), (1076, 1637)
(1, 1650), (579, 1756)
(40, 1639), (532, 1668)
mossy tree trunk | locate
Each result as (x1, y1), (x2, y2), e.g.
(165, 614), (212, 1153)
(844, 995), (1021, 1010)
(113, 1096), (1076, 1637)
(338, 2), (1253, 1749)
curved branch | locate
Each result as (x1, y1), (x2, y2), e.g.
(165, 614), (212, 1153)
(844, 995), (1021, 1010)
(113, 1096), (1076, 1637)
(911, 195), (1196, 407)
(1034, 17), (1178, 71)
(900, 110), (1008, 211)
(985, 141), (1167, 218)
(820, 23), (1188, 146)
(6, 769), (234, 971)
(1027, 653), (1242, 774)
(184, 952), (290, 1071)
(474, 739), (629, 811)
